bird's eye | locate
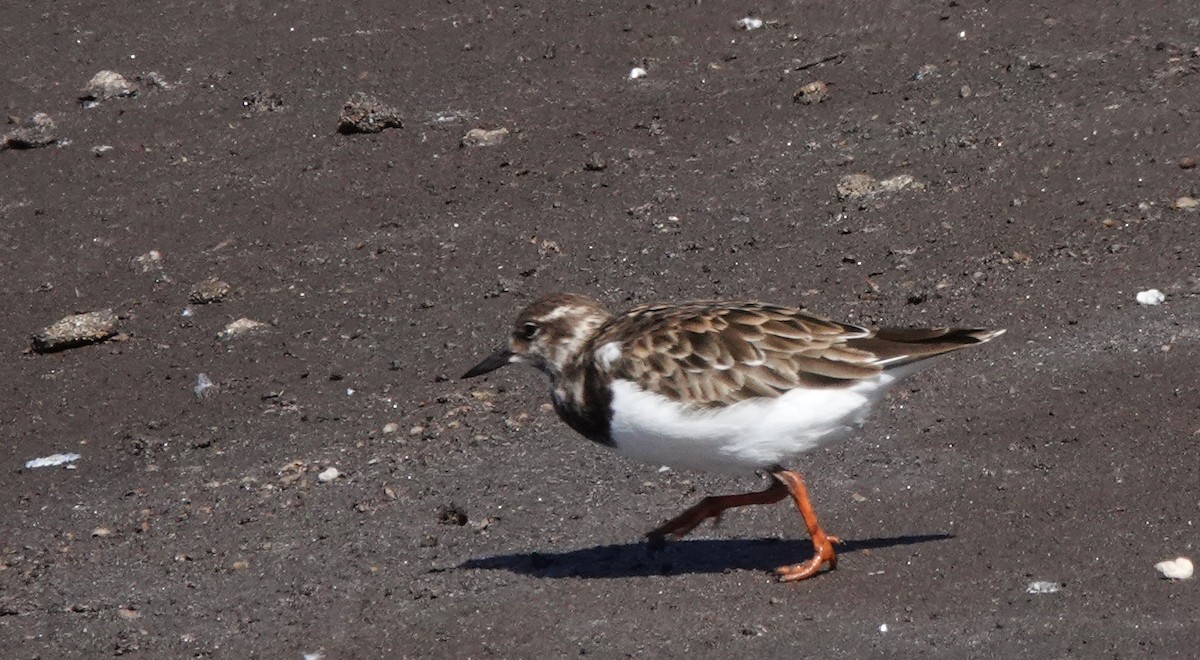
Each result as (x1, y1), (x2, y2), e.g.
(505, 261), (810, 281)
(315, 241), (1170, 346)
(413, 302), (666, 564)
(520, 322), (539, 339)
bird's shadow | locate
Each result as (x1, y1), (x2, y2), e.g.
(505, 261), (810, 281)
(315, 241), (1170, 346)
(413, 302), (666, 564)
(459, 534), (953, 579)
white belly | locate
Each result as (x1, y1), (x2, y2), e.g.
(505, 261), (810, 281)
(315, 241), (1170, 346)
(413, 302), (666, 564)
(607, 377), (897, 474)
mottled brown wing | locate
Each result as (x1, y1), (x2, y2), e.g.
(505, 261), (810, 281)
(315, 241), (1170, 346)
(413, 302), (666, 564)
(593, 302), (883, 407)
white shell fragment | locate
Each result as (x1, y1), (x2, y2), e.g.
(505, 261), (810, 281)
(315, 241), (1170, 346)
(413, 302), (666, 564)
(1155, 557), (1194, 580)
(25, 453), (82, 469)
(628, 67), (647, 79)
(317, 467), (340, 483)
(1026, 580), (1061, 594)
(1136, 289), (1165, 305)
(737, 17), (764, 30)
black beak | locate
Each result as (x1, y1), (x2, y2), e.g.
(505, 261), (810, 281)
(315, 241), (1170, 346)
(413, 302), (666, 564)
(462, 349), (514, 379)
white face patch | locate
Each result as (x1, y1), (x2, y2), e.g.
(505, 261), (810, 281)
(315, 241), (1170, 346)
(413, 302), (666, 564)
(540, 305), (591, 322)
(596, 341), (623, 369)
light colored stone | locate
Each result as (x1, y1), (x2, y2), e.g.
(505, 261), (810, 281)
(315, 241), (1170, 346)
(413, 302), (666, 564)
(83, 70), (137, 101)
(32, 309), (118, 353)
(218, 318), (268, 340)
(461, 127), (510, 148)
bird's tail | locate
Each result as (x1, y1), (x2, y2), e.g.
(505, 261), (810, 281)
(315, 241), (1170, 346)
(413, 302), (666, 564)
(849, 327), (1006, 369)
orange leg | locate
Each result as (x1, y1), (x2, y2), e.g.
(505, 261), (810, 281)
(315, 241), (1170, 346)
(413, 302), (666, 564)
(645, 469), (841, 582)
(772, 469), (841, 582)
(646, 479), (789, 548)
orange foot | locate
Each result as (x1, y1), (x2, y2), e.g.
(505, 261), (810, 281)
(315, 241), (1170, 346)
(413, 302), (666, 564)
(775, 533), (842, 582)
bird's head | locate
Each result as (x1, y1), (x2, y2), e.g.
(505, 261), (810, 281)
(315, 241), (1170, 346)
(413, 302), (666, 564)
(462, 293), (611, 381)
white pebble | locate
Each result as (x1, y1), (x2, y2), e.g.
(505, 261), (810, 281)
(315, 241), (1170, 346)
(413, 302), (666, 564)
(24, 453), (82, 469)
(194, 373), (214, 397)
(878, 623), (888, 633)
(317, 467), (340, 483)
(1026, 580), (1061, 594)
(737, 17), (764, 30)
(1155, 557), (1194, 580)
(628, 67), (647, 79)
(1136, 289), (1165, 305)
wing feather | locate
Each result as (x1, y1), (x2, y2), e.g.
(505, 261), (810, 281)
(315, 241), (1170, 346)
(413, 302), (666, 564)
(593, 302), (884, 407)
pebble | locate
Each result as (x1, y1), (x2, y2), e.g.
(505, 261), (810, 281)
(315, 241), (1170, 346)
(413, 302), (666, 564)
(337, 92), (403, 134)
(461, 127), (509, 148)
(317, 467), (340, 483)
(81, 70), (137, 101)
(1171, 196), (1198, 210)
(2, 112), (58, 150)
(91, 527), (114, 538)
(382, 422), (400, 434)
(189, 277), (232, 303)
(836, 173), (925, 201)
(794, 80), (829, 104)
(218, 317), (269, 341)
(132, 250), (163, 272)
(1026, 580), (1061, 594)
(1179, 156), (1197, 170)
(32, 309), (118, 353)
(1155, 557), (1194, 580)
(913, 64), (938, 80)
(194, 373), (215, 398)
(628, 67), (648, 79)
(736, 17), (764, 30)
(1136, 289), (1165, 306)
(24, 453), (82, 469)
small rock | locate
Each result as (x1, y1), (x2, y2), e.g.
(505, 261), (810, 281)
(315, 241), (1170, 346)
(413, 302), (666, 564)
(461, 127), (509, 148)
(438, 504), (468, 526)
(117, 608), (141, 620)
(736, 17), (764, 30)
(1155, 557), (1194, 580)
(959, 85), (973, 98)
(81, 70), (137, 101)
(132, 250), (162, 272)
(189, 278), (232, 304)
(1179, 157), (1197, 170)
(218, 318), (269, 341)
(837, 172), (924, 201)
(230, 560), (249, 571)
(242, 91), (284, 113)
(584, 153), (607, 171)
(1170, 196), (1198, 210)
(91, 527), (114, 538)
(876, 174), (924, 194)
(32, 309), (118, 353)
(193, 373), (215, 398)
(913, 64), (938, 81)
(143, 71), (173, 90)
(2, 112), (58, 150)
(794, 80), (829, 104)
(337, 92), (403, 134)
(1136, 289), (1165, 306)
(24, 453), (82, 469)
(836, 173), (877, 200)
(628, 67), (648, 79)
(317, 467), (340, 483)
(92, 145), (114, 157)
(382, 422), (400, 434)
(1026, 580), (1061, 594)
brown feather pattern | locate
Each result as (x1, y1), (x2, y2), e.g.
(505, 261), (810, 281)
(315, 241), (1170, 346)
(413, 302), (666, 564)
(584, 301), (1002, 408)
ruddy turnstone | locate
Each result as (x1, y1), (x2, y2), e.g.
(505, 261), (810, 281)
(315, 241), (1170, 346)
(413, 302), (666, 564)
(463, 293), (1004, 581)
